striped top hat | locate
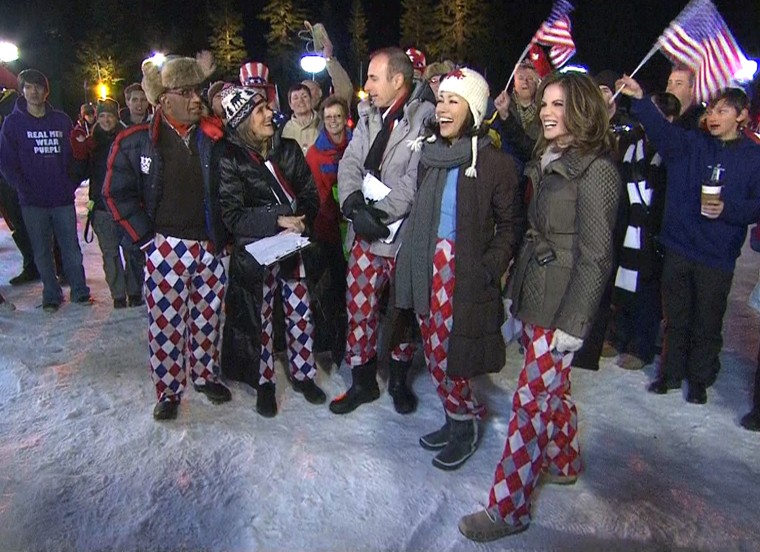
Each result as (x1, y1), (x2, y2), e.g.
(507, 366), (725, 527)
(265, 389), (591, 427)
(239, 62), (270, 87)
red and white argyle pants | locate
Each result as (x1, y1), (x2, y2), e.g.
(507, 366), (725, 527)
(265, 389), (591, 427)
(417, 239), (485, 420)
(345, 239), (415, 367)
(259, 259), (316, 385)
(487, 324), (581, 526)
(145, 234), (226, 403)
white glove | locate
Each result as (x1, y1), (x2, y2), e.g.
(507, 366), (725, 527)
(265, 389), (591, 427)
(550, 329), (584, 354)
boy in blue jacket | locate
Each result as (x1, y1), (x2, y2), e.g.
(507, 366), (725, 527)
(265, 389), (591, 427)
(618, 75), (760, 405)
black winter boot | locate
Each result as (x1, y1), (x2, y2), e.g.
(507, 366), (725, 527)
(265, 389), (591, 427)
(153, 400), (179, 421)
(420, 417), (450, 450)
(432, 416), (479, 470)
(194, 380), (232, 404)
(292, 377), (327, 404)
(257, 382), (278, 417)
(329, 359), (380, 414)
(741, 409), (760, 431)
(388, 359), (417, 414)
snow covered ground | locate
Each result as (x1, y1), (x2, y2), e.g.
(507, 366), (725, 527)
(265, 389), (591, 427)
(1, 186), (759, 552)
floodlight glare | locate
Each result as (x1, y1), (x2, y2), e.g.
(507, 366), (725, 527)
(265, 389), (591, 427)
(149, 52), (166, 68)
(734, 58), (758, 83)
(0, 41), (19, 63)
(300, 54), (326, 74)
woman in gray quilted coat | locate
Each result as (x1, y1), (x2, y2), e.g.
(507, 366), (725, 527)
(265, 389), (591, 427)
(459, 72), (622, 542)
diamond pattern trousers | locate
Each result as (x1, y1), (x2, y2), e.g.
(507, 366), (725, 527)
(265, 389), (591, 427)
(487, 324), (581, 526)
(145, 234), (226, 403)
(417, 239), (485, 421)
(259, 259), (316, 385)
(345, 239), (415, 367)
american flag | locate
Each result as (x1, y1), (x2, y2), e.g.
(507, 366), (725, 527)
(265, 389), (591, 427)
(657, 0), (745, 103)
(532, 0), (576, 69)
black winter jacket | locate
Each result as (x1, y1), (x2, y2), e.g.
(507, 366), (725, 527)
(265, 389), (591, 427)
(102, 109), (229, 250)
(86, 123), (126, 211)
(217, 132), (318, 245)
(218, 131), (319, 386)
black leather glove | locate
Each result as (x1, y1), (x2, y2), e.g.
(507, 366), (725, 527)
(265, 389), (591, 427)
(351, 207), (390, 242)
(341, 190), (366, 218)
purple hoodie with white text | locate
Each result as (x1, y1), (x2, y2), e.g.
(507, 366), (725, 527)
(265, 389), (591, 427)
(0, 96), (78, 208)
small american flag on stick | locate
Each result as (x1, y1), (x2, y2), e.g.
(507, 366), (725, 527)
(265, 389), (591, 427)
(657, 0), (745, 103)
(532, 0), (576, 69)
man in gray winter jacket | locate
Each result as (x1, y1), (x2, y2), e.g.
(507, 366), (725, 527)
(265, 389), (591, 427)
(330, 46), (434, 415)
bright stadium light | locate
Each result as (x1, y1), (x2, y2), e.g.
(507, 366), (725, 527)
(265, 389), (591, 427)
(300, 54), (326, 75)
(0, 41), (19, 63)
(97, 82), (109, 100)
(734, 57), (758, 83)
(148, 52), (166, 68)
(558, 64), (588, 74)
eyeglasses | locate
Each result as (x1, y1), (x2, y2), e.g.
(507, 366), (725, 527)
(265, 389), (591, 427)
(323, 114), (344, 121)
(428, 75), (443, 84)
(165, 86), (203, 99)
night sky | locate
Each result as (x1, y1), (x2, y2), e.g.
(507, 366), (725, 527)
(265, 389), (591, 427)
(0, 0), (757, 115)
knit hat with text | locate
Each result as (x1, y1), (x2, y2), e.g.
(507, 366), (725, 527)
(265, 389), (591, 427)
(220, 86), (267, 129)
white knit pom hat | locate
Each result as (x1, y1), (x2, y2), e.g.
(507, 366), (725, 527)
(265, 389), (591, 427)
(438, 67), (490, 177)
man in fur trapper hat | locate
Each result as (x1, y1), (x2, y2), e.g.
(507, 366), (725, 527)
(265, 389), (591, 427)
(103, 51), (232, 421)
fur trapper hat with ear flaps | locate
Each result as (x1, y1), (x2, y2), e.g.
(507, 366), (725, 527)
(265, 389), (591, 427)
(141, 51), (216, 106)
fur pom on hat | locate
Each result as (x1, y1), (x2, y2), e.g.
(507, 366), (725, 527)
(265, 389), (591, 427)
(141, 51), (216, 106)
(438, 68), (490, 178)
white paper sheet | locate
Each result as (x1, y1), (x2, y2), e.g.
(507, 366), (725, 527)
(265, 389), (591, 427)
(361, 173), (404, 244)
(244, 231), (311, 266)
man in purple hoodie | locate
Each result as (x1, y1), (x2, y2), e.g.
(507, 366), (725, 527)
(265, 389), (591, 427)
(0, 69), (90, 312)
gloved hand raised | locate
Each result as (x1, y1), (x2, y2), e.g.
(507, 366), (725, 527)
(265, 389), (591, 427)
(550, 329), (584, 354)
(351, 206), (390, 242)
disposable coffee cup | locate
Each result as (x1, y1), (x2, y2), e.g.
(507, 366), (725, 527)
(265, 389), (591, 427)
(701, 185), (722, 216)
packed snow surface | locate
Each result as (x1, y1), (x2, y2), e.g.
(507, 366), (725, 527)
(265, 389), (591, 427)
(1, 188), (759, 552)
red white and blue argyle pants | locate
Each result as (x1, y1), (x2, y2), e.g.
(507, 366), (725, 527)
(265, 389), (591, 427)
(345, 239), (415, 367)
(417, 239), (486, 420)
(487, 324), (581, 526)
(145, 234), (226, 403)
(259, 259), (316, 385)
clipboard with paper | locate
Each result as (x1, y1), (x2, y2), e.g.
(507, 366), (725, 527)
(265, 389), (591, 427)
(244, 231), (311, 267)
(361, 173), (404, 244)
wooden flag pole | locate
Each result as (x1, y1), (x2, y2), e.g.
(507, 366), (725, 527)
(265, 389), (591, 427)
(503, 42), (534, 94)
(612, 43), (661, 101)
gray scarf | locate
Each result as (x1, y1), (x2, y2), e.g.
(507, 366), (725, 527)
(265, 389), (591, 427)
(396, 135), (490, 315)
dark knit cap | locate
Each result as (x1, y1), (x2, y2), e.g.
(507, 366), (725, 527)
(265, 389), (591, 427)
(96, 98), (119, 117)
(208, 80), (230, 105)
(18, 69), (49, 92)
(594, 70), (619, 92)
